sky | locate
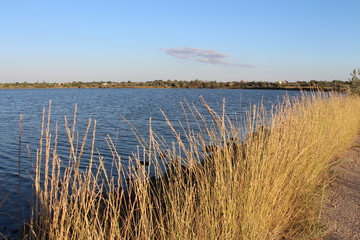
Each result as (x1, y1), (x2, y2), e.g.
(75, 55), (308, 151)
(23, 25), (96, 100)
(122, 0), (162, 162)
(0, 0), (359, 83)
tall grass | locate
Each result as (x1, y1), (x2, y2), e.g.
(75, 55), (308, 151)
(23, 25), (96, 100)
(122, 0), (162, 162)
(25, 93), (360, 239)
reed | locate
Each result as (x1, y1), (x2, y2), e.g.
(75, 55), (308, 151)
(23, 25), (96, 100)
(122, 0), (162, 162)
(25, 92), (360, 239)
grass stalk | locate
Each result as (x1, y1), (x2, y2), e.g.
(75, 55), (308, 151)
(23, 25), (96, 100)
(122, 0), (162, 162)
(24, 93), (360, 239)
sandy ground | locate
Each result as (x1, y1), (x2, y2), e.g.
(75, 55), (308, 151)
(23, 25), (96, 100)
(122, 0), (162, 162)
(324, 137), (360, 240)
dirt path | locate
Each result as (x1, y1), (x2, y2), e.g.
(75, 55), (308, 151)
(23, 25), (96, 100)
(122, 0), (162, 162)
(324, 137), (360, 240)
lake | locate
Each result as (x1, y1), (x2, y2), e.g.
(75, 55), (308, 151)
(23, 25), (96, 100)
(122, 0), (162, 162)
(0, 88), (300, 235)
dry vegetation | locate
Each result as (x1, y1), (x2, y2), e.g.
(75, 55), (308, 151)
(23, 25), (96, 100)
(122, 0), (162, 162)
(22, 93), (360, 239)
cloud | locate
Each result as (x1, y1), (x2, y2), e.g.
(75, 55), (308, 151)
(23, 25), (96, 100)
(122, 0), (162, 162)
(160, 47), (252, 67)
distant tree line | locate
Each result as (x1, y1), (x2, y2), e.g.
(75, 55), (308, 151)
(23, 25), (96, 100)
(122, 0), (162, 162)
(349, 68), (360, 95)
(0, 79), (353, 92)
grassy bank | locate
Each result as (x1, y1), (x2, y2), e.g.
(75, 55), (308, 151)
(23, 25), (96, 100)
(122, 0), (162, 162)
(22, 93), (360, 239)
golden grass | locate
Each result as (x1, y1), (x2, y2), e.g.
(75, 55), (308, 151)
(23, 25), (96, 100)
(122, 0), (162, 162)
(24, 93), (360, 240)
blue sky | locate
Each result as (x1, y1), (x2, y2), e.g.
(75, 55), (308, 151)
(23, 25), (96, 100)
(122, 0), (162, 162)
(0, 0), (359, 83)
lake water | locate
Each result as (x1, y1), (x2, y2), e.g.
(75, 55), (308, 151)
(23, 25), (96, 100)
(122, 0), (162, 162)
(0, 88), (300, 235)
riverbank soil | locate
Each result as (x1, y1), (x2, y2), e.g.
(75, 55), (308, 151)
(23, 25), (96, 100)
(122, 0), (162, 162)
(324, 136), (360, 240)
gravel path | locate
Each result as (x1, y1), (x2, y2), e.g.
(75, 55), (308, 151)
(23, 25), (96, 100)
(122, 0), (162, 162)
(324, 137), (360, 240)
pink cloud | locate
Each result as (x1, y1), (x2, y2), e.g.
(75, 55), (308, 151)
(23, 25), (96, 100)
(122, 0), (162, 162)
(161, 47), (253, 67)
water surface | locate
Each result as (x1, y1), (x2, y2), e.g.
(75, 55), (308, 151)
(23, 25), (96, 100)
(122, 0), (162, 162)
(0, 88), (300, 234)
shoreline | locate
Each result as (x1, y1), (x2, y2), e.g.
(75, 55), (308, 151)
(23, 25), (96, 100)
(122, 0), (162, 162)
(0, 86), (343, 92)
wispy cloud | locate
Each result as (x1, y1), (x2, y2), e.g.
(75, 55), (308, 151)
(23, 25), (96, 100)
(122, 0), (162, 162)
(160, 47), (252, 67)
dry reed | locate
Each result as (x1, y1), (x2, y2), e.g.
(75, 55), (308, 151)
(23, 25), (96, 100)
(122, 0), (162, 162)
(23, 92), (360, 240)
